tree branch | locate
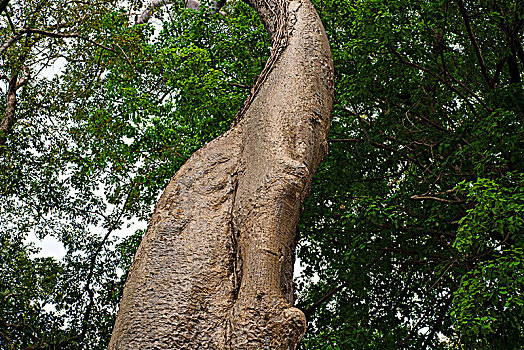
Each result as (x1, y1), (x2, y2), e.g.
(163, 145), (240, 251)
(229, 82), (252, 89)
(0, 31), (24, 55)
(411, 194), (465, 204)
(0, 28), (116, 56)
(137, 0), (174, 24)
(26, 28), (117, 52)
(389, 45), (491, 115)
(303, 255), (383, 317)
(328, 138), (365, 143)
(15, 66), (29, 89)
(506, 19), (524, 84)
(421, 289), (455, 348)
(455, 0), (492, 87)
(0, 72), (21, 149)
(303, 281), (349, 318)
(80, 184), (135, 340)
(136, 0), (224, 24)
(492, 56), (508, 88)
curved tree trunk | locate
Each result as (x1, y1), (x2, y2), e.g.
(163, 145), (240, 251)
(109, 0), (333, 348)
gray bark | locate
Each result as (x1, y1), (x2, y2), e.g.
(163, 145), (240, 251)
(109, 0), (333, 348)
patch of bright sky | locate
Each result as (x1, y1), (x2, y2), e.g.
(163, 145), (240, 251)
(28, 232), (67, 259)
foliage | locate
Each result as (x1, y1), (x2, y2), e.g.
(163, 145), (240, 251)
(451, 175), (524, 347)
(1, 0), (268, 348)
(0, 232), (64, 348)
(297, 0), (524, 348)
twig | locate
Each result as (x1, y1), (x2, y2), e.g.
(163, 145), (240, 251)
(0, 28), (116, 56)
(229, 83), (252, 89)
(427, 258), (457, 292)
(389, 46), (490, 115)
(115, 42), (135, 71)
(411, 194), (465, 204)
(80, 184), (135, 339)
(303, 254), (383, 317)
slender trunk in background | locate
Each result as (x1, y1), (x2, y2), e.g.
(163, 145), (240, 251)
(109, 0), (333, 348)
(1, 71), (28, 150)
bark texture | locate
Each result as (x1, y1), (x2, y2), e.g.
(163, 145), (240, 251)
(0, 71), (28, 149)
(109, 0), (333, 348)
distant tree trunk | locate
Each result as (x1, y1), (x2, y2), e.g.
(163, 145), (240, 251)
(109, 0), (333, 348)
(1, 70), (28, 150)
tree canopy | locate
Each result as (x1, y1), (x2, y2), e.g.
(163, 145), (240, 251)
(1, 0), (523, 349)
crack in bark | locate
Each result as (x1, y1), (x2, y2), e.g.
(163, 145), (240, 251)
(228, 174), (242, 301)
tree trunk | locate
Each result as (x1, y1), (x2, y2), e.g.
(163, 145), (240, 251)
(109, 0), (333, 348)
(1, 71), (28, 149)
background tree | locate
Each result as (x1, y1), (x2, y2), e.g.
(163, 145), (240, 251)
(1, 0), (269, 348)
(297, 0), (524, 348)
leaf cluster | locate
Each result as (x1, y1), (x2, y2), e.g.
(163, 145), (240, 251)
(297, 0), (524, 348)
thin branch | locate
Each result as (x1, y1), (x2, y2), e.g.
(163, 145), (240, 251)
(26, 28), (117, 52)
(328, 138), (365, 143)
(471, 230), (512, 262)
(303, 281), (349, 317)
(5, 7), (15, 33)
(393, 316), (427, 350)
(78, 49), (104, 97)
(137, 0), (208, 24)
(389, 46), (491, 115)
(24, 342), (48, 350)
(421, 289), (455, 348)
(427, 259), (458, 292)
(229, 82), (252, 89)
(115, 43), (135, 71)
(0, 333), (13, 349)
(411, 194), (465, 204)
(303, 254), (383, 317)
(0, 28), (116, 56)
(346, 108), (435, 175)
(137, 0), (173, 24)
(492, 56), (508, 88)
(80, 184), (135, 339)
(0, 31), (24, 55)
(455, 0), (492, 87)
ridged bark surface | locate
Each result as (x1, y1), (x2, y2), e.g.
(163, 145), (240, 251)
(109, 0), (333, 348)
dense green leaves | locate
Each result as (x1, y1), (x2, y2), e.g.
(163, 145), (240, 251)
(297, 0), (523, 348)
